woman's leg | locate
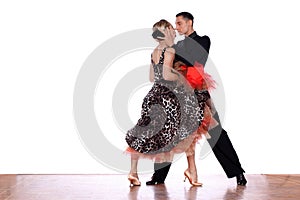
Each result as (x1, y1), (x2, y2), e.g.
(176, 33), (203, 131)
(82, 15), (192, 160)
(130, 156), (139, 174)
(186, 154), (197, 174)
(185, 141), (197, 174)
(128, 155), (141, 186)
(184, 141), (202, 186)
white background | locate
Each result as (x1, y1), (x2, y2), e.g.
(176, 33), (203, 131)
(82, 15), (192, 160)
(1, 0), (300, 175)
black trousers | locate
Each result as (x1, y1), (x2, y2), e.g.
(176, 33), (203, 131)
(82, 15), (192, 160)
(207, 111), (245, 178)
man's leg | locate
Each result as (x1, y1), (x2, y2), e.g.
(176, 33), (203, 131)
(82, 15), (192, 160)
(207, 111), (247, 185)
(146, 162), (172, 185)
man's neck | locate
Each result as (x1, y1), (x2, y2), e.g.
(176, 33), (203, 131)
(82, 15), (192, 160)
(185, 28), (195, 37)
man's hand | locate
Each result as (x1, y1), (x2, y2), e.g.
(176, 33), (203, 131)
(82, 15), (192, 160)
(173, 61), (187, 77)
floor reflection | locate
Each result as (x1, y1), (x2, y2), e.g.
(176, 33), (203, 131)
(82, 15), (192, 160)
(127, 185), (140, 200)
(184, 186), (199, 200)
(222, 186), (246, 200)
(153, 184), (170, 200)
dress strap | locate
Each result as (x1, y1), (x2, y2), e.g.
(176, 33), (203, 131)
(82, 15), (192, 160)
(151, 53), (155, 65)
(158, 47), (167, 65)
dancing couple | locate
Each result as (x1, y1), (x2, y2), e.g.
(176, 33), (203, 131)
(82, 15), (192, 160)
(125, 12), (247, 187)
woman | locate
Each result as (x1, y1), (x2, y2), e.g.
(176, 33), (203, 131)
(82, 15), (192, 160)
(125, 19), (206, 187)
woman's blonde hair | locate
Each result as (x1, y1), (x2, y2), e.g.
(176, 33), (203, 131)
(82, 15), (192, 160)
(152, 19), (173, 30)
(152, 19), (173, 40)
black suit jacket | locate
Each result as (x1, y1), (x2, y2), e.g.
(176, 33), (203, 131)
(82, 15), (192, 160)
(174, 31), (210, 67)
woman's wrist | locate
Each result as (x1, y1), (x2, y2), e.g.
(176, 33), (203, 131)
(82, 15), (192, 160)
(167, 43), (175, 48)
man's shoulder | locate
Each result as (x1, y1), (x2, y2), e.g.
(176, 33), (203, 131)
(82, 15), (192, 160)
(191, 34), (210, 46)
(196, 34), (210, 41)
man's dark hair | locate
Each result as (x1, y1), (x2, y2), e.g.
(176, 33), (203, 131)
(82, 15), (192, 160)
(176, 12), (194, 26)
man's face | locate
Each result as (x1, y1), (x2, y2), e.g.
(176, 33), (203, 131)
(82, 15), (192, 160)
(175, 16), (190, 35)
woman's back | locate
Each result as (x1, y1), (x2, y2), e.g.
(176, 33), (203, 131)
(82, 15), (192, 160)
(151, 47), (177, 81)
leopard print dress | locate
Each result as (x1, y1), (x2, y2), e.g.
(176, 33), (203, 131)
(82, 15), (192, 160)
(125, 48), (204, 157)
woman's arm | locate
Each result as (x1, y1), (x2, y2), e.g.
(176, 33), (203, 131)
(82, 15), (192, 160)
(149, 63), (154, 82)
(163, 48), (179, 81)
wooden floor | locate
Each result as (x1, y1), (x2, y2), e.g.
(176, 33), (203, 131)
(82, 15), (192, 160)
(0, 174), (299, 200)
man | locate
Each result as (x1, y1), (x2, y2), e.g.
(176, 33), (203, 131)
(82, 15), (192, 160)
(146, 12), (247, 186)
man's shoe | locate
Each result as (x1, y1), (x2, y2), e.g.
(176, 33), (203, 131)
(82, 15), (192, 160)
(146, 162), (171, 185)
(236, 173), (247, 186)
(146, 177), (164, 185)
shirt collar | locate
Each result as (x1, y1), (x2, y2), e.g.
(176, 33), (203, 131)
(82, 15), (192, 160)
(188, 31), (197, 39)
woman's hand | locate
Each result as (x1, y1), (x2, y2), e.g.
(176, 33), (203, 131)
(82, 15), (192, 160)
(157, 27), (175, 47)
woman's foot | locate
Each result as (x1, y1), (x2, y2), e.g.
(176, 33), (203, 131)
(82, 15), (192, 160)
(184, 169), (202, 187)
(128, 172), (141, 187)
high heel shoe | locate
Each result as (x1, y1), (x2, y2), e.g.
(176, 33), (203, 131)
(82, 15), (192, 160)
(128, 173), (141, 187)
(183, 170), (202, 187)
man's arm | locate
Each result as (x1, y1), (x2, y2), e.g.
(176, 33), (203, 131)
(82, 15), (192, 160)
(188, 35), (211, 67)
